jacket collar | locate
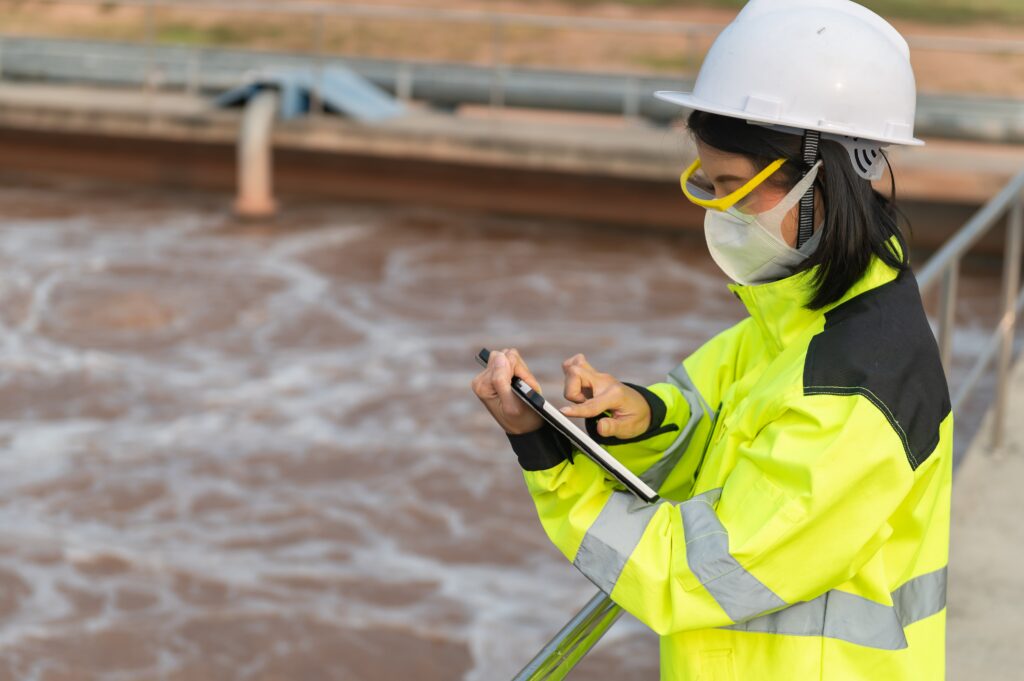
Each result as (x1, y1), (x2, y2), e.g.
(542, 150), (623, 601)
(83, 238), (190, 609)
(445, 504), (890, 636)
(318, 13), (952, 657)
(728, 250), (902, 355)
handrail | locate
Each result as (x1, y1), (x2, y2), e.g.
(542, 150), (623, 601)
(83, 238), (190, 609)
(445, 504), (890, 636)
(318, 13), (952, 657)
(512, 591), (622, 681)
(917, 168), (1024, 424)
(2, 37), (1022, 143)
(917, 170), (1024, 292)
(512, 170), (1024, 679)
(9, 1), (1024, 127)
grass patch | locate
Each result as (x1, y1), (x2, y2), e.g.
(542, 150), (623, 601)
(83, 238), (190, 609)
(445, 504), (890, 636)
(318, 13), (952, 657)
(629, 51), (703, 74)
(156, 21), (286, 47)
(505, 0), (1024, 25)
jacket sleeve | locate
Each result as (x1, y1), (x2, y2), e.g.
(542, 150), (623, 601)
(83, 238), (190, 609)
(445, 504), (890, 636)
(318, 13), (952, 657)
(588, 320), (753, 492)
(521, 390), (915, 636)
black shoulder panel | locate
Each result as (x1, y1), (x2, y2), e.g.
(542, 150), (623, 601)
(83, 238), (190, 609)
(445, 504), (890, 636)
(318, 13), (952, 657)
(803, 271), (950, 470)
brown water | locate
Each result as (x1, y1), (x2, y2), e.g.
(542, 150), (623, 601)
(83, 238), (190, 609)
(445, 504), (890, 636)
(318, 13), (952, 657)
(0, 175), (1006, 680)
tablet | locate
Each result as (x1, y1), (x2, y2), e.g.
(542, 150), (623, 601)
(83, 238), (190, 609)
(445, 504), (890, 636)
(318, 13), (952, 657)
(477, 348), (660, 504)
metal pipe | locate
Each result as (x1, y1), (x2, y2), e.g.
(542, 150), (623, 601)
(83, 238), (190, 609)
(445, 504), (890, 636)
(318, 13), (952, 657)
(143, 0), (155, 94)
(993, 199), (1024, 447)
(186, 49), (199, 95)
(395, 62), (413, 102)
(938, 263), (959, 374)
(491, 16), (505, 109)
(918, 169), (1024, 294)
(951, 285), (1024, 414)
(4, 37), (1023, 143)
(234, 89), (278, 218)
(512, 591), (622, 681)
(952, 331), (1002, 414)
(623, 76), (639, 119)
(311, 12), (325, 115)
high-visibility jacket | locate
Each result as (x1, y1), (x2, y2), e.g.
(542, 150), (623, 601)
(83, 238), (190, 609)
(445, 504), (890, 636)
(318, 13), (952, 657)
(508, 252), (952, 680)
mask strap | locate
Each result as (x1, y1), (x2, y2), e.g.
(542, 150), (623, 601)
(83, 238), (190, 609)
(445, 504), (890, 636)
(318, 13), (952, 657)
(797, 130), (820, 249)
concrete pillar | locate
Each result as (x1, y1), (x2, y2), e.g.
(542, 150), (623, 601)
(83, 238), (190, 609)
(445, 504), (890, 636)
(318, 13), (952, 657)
(234, 89), (279, 218)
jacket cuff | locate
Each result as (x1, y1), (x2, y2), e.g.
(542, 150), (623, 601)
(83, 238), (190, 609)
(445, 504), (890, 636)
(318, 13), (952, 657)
(585, 382), (679, 445)
(506, 422), (573, 471)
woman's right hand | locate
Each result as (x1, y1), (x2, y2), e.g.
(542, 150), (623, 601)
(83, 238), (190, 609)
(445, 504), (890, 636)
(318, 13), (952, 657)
(559, 354), (652, 439)
(471, 348), (545, 435)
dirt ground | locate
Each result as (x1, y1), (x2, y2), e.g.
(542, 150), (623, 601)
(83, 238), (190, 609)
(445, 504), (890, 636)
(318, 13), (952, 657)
(2, 0), (1023, 97)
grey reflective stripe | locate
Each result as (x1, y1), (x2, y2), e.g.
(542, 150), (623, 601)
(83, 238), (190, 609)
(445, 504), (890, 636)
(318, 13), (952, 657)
(725, 591), (826, 637)
(895, 567), (947, 626)
(573, 482), (946, 649)
(680, 488), (787, 622)
(725, 590), (906, 649)
(574, 486), (786, 620)
(639, 364), (712, 491)
(823, 590), (908, 650)
(573, 492), (665, 594)
(725, 567), (948, 650)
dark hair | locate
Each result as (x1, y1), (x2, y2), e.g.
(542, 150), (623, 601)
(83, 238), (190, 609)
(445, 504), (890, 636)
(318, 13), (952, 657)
(686, 111), (909, 309)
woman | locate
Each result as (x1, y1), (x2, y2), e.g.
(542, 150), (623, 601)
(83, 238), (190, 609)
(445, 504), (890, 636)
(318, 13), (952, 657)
(472, 1), (952, 679)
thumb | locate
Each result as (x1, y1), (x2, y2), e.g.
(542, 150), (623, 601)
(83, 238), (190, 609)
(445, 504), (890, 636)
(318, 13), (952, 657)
(594, 417), (622, 438)
(559, 390), (618, 419)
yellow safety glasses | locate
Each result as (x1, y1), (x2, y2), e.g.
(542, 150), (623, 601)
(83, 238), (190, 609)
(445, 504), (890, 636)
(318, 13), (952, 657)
(680, 157), (788, 213)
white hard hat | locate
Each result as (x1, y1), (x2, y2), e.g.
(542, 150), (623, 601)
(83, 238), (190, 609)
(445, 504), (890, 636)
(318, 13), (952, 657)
(655, 0), (922, 149)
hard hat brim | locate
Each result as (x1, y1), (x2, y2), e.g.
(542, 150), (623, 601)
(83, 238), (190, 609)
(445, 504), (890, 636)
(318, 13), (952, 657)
(653, 91), (924, 147)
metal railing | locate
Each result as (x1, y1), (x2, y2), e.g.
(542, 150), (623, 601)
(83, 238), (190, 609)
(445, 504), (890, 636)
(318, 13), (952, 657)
(2, 37), (1022, 144)
(918, 169), (1024, 444)
(512, 170), (1024, 679)
(10, 0), (1024, 112)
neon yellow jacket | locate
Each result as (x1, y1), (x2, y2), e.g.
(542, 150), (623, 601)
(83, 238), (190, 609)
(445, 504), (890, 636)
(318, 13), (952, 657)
(510, 254), (952, 680)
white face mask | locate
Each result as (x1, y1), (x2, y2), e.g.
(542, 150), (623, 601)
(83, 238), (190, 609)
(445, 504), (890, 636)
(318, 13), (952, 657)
(703, 161), (823, 286)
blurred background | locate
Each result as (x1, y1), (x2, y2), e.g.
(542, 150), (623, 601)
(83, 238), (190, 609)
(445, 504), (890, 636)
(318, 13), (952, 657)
(0, 1), (1020, 679)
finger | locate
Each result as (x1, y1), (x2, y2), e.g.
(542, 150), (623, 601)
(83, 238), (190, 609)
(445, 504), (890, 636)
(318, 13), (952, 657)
(559, 385), (622, 418)
(562, 353), (595, 373)
(505, 348), (542, 394)
(489, 350), (511, 386)
(595, 417), (621, 438)
(471, 370), (498, 400)
(488, 351), (522, 416)
(564, 368), (597, 403)
(563, 366), (587, 403)
(563, 362), (599, 403)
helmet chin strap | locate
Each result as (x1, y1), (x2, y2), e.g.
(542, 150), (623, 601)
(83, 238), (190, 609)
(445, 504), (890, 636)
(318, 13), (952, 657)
(797, 129), (821, 249)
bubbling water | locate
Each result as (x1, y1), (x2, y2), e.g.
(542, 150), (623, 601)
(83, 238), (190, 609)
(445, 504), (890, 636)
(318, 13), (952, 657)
(0, 176), (1001, 680)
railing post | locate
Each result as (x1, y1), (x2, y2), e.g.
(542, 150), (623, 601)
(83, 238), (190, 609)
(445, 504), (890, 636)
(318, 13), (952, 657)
(311, 11), (326, 115)
(396, 62), (413, 101)
(490, 16), (505, 109)
(938, 262), (960, 374)
(993, 199), (1023, 449)
(623, 76), (640, 120)
(143, 0), (156, 94)
(186, 50), (200, 96)
(685, 27), (696, 76)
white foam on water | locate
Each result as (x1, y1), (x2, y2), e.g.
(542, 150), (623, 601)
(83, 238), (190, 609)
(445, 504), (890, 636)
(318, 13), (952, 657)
(0, 181), (1003, 679)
